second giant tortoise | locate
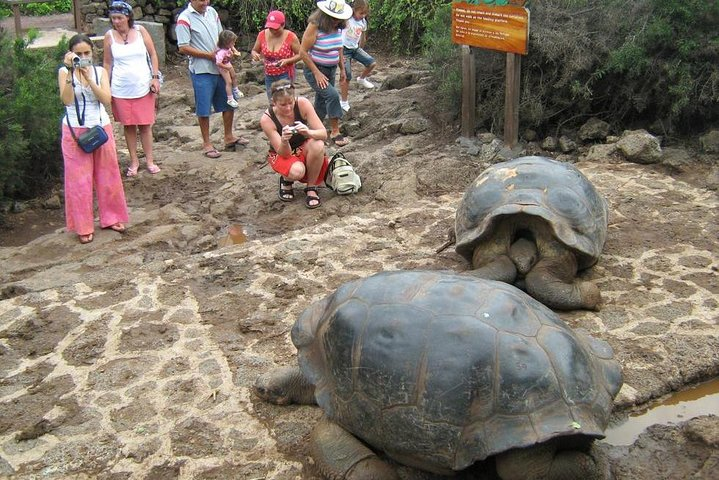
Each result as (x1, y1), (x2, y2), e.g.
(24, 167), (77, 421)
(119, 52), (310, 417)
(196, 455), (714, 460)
(455, 156), (609, 310)
(254, 270), (623, 479)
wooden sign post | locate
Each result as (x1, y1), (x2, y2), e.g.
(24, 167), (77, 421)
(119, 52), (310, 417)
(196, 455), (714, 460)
(451, 1), (530, 147)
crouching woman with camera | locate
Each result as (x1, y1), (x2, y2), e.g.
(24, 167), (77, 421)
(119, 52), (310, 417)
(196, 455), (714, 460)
(260, 80), (329, 209)
(59, 34), (129, 244)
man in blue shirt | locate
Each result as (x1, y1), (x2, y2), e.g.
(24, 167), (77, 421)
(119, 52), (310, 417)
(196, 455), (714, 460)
(176, 0), (248, 157)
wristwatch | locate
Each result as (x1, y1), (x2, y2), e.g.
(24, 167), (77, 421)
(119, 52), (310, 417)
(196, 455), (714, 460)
(152, 74), (161, 79)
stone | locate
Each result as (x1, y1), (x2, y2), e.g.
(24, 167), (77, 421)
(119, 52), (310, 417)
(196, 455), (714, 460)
(660, 147), (695, 171)
(399, 117), (429, 135)
(699, 130), (719, 153)
(541, 136), (558, 151)
(559, 135), (577, 153)
(583, 143), (620, 163)
(43, 195), (62, 210)
(522, 129), (538, 141)
(616, 130), (662, 164)
(477, 132), (498, 144)
(579, 117), (611, 142)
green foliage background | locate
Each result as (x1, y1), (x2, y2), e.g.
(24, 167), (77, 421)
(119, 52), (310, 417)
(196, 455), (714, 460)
(0, 30), (65, 212)
(0, 0), (71, 17)
(421, 0), (719, 136)
(216, 0), (448, 51)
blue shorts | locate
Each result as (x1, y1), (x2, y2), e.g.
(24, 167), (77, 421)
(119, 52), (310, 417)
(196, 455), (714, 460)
(265, 72), (291, 101)
(190, 72), (232, 117)
(343, 47), (375, 81)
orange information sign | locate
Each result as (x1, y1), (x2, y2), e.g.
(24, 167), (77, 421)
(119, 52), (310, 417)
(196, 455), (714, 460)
(452, 2), (530, 55)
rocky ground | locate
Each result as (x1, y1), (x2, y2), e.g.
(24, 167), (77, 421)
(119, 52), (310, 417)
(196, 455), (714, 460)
(0, 45), (718, 479)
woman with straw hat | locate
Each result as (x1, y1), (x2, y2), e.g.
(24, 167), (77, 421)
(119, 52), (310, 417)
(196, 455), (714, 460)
(299, 0), (353, 147)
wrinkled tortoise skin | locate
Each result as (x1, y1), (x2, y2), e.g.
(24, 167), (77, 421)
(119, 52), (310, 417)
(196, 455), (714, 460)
(292, 270), (622, 472)
(455, 156), (609, 271)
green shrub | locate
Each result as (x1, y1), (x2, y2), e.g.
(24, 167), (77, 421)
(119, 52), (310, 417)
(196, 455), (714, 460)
(423, 0), (719, 136)
(0, 0), (71, 18)
(370, 0), (450, 53)
(0, 30), (65, 210)
(216, 0), (449, 51)
(421, 3), (461, 117)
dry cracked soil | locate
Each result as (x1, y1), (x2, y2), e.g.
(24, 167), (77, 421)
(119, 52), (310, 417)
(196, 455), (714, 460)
(0, 48), (718, 479)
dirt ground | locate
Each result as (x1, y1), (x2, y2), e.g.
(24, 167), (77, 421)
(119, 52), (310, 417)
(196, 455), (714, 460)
(0, 43), (718, 479)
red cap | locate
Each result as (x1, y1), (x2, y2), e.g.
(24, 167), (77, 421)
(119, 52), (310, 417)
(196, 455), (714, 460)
(265, 10), (285, 29)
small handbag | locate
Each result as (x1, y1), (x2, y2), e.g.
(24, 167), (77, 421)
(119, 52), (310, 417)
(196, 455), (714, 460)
(68, 123), (109, 153)
(65, 66), (109, 153)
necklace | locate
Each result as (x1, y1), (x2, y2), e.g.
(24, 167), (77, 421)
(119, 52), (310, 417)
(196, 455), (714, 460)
(118, 30), (129, 44)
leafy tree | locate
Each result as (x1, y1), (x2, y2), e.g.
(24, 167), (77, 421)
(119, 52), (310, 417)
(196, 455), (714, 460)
(0, 29), (65, 214)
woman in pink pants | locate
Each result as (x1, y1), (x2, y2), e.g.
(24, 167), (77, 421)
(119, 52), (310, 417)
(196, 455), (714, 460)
(58, 34), (129, 244)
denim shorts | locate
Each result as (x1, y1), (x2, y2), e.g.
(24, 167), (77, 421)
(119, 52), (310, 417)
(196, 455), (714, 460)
(343, 47), (375, 81)
(265, 72), (291, 101)
(191, 72), (231, 117)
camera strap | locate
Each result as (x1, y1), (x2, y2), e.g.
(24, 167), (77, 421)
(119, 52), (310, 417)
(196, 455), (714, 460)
(65, 66), (101, 140)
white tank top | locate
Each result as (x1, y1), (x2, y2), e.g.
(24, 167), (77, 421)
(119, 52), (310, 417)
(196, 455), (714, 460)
(63, 66), (111, 128)
(108, 26), (152, 99)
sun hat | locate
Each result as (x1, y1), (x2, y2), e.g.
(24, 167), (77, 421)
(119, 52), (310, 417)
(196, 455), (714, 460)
(108, 1), (132, 16)
(317, 0), (353, 20)
(265, 10), (285, 29)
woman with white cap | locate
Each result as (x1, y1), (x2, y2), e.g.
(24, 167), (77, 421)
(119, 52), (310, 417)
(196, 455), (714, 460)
(299, 0), (353, 147)
(251, 9), (302, 101)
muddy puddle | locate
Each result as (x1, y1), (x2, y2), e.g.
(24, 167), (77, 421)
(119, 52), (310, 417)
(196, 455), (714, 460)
(218, 223), (248, 247)
(602, 377), (719, 445)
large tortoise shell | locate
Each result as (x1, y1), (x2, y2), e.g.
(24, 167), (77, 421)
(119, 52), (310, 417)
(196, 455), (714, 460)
(455, 156), (609, 270)
(291, 271), (622, 472)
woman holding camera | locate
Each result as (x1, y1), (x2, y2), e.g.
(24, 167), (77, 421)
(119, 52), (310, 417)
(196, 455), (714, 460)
(103, 0), (161, 176)
(59, 33), (129, 244)
(260, 80), (329, 209)
(250, 10), (302, 101)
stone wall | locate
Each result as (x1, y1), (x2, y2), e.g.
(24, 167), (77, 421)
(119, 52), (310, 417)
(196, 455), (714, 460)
(79, 0), (191, 56)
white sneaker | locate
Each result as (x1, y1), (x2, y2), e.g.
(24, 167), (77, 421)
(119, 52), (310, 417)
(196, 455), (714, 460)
(357, 77), (374, 89)
(232, 87), (244, 99)
(227, 98), (239, 108)
(340, 100), (351, 111)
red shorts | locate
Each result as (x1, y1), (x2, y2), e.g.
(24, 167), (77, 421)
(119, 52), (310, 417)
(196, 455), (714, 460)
(267, 143), (329, 184)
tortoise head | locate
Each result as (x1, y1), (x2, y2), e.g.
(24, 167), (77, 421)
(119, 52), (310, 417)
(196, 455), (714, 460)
(254, 365), (316, 405)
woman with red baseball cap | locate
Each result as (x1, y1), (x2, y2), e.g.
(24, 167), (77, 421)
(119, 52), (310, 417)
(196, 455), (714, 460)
(251, 10), (302, 101)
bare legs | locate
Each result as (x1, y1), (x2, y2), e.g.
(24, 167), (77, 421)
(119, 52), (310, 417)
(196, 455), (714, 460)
(284, 139), (325, 208)
(197, 110), (238, 152)
(219, 69), (235, 100)
(124, 124), (156, 173)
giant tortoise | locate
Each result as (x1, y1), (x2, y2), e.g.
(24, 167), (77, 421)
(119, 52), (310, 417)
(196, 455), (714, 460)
(455, 156), (609, 311)
(254, 270), (622, 479)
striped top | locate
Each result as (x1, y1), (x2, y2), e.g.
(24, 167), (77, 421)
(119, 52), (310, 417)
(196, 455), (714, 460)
(309, 29), (342, 66)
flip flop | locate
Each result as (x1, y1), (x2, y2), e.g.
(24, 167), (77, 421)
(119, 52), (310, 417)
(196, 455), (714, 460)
(126, 165), (139, 177)
(203, 148), (222, 158)
(147, 164), (161, 174)
(225, 137), (250, 151)
(331, 134), (350, 147)
(78, 233), (94, 244)
(108, 223), (126, 233)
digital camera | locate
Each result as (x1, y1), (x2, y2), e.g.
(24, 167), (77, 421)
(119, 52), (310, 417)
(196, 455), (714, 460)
(73, 57), (93, 68)
(288, 127), (298, 135)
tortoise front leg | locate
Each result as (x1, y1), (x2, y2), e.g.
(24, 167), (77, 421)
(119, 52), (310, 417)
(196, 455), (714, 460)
(310, 417), (399, 480)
